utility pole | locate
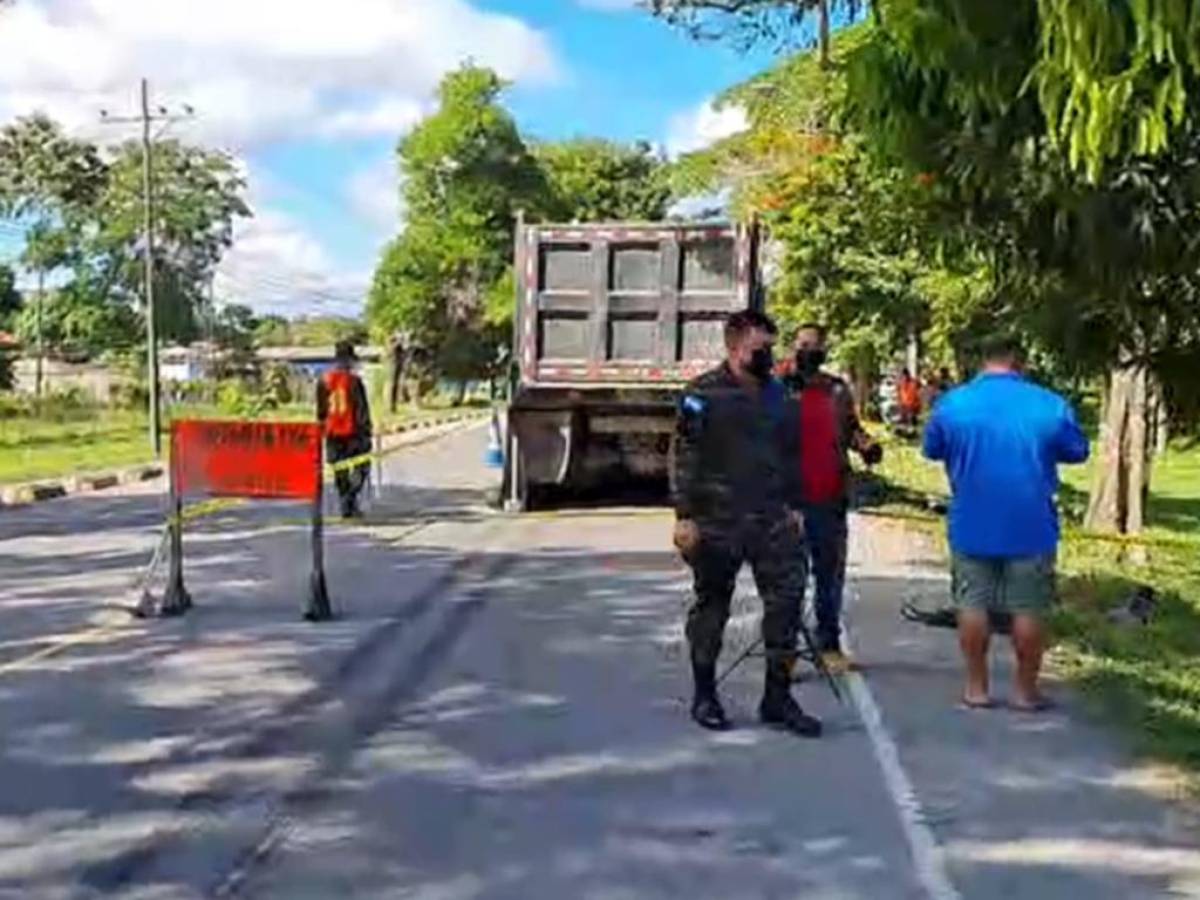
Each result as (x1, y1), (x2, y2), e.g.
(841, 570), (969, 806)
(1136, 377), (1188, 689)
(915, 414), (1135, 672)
(34, 267), (43, 399)
(100, 79), (194, 458)
(141, 78), (161, 456)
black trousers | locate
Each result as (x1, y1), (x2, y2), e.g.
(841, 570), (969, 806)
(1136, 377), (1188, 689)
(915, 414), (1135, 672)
(326, 435), (370, 513)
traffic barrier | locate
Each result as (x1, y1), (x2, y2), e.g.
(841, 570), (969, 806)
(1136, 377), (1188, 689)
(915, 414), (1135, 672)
(138, 419), (332, 622)
(135, 412), (488, 620)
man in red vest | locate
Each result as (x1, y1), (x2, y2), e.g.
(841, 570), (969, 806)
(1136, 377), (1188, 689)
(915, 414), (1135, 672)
(782, 324), (883, 673)
(317, 340), (372, 518)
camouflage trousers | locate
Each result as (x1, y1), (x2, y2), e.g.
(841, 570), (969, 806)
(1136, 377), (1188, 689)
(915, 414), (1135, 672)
(684, 513), (808, 668)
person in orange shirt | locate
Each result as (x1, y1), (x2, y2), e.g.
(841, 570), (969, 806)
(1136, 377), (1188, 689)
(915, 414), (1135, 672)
(897, 368), (922, 428)
(317, 341), (373, 518)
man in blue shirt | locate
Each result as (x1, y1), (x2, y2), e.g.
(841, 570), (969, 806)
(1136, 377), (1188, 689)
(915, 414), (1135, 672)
(923, 336), (1089, 711)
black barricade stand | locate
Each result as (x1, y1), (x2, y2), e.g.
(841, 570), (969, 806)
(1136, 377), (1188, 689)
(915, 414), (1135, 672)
(305, 469), (333, 622)
(158, 457), (192, 617)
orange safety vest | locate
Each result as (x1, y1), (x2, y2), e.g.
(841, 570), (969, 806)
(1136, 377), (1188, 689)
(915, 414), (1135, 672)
(322, 369), (358, 439)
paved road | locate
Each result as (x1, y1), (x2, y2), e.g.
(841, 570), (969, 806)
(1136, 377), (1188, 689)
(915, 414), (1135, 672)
(0, 424), (1197, 898)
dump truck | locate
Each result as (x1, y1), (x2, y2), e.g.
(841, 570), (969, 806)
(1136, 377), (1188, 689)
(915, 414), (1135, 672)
(500, 219), (763, 511)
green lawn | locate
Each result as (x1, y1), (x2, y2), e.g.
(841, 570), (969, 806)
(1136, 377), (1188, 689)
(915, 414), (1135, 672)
(862, 428), (1200, 774)
(0, 399), (490, 486)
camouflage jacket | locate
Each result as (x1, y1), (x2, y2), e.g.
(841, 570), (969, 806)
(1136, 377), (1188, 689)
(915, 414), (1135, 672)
(673, 363), (802, 523)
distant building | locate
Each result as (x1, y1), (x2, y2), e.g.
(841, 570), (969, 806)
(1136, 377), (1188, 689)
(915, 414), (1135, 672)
(256, 345), (384, 380)
(161, 344), (217, 384)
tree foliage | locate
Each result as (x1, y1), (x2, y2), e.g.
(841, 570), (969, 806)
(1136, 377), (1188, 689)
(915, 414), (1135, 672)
(673, 23), (990, 378)
(647, 0), (872, 62)
(535, 139), (670, 222)
(94, 140), (249, 342)
(0, 114), (249, 356)
(0, 265), (19, 330)
(369, 65), (548, 382)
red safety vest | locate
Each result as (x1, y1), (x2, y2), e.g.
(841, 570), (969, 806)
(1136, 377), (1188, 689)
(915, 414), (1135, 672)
(322, 369), (358, 438)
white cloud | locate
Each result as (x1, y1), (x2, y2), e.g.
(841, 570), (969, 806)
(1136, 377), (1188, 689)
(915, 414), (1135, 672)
(214, 160), (367, 318)
(665, 98), (748, 157)
(215, 206), (368, 318)
(346, 157), (404, 233)
(0, 0), (561, 147)
(317, 99), (427, 140)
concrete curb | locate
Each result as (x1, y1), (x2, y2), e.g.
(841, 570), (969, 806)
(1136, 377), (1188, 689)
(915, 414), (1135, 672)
(0, 409), (491, 510)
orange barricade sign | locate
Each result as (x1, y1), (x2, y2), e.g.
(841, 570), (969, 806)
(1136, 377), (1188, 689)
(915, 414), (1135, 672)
(171, 420), (322, 501)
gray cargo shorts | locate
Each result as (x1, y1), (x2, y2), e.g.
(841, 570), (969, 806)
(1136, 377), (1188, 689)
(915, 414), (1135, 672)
(951, 553), (1056, 617)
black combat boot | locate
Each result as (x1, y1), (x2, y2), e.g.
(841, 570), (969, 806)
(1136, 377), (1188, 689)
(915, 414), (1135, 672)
(759, 659), (822, 738)
(691, 661), (731, 731)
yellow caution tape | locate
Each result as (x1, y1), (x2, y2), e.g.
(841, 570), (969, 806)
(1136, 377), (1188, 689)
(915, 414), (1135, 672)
(166, 414), (486, 527)
(856, 506), (1198, 553)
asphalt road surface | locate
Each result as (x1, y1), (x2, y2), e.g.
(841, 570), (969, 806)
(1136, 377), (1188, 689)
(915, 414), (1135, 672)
(1, 423), (1198, 899)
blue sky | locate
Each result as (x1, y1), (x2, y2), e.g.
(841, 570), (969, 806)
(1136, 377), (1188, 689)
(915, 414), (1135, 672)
(0, 0), (779, 318)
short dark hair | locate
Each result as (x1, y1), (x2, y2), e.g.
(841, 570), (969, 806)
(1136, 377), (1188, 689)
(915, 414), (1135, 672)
(725, 309), (777, 346)
(980, 333), (1024, 364)
(794, 322), (828, 340)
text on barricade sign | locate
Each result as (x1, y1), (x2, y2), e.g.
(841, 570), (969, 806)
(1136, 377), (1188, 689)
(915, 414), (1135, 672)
(171, 420), (322, 501)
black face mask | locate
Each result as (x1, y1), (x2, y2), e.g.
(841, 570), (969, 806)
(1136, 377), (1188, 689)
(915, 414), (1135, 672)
(747, 347), (775, 381)
(796, 348), (827, 376)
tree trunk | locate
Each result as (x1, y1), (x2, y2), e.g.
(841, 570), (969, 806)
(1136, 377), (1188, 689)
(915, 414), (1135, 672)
(1125, 364), (1148, 534)
(905, 328), (919, 379)
(817, 0), (831, 67)
(1149, 376), (1170, 456)
(388, 343), (406, 414)
(454, 380), (467, 407)
(1085, 362), (1151, 536)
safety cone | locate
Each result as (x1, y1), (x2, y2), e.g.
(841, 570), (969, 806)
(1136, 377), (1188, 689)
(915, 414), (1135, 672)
(485, 410), (504, 468)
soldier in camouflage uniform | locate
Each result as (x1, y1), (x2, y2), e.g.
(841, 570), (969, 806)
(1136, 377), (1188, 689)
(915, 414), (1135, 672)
(672, 310), (822, 738)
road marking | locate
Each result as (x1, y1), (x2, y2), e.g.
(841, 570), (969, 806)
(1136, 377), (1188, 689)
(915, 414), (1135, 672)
(842, 593), (963, 900)
(0, 623), (133, 677)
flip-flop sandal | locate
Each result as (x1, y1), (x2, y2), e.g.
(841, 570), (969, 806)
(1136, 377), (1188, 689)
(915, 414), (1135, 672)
(1009, 697), (1056, 713)
(958, 696), (995, 710)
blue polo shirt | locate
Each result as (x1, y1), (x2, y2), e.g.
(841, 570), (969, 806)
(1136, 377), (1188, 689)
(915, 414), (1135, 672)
(923, 372), (1090, 559)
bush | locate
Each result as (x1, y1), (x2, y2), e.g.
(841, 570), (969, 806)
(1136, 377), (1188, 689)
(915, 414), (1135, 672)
(110, 381), (148, 412)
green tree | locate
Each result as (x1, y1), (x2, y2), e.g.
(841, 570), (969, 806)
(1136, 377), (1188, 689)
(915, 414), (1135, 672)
(369, 65), (549, 392)
(674, 23), (991, 400)
(252, 314), (290, 347)
(0, 264), (20, 330)
(0, 114), (106, 389)
(535, 139), (670, 222)
(212, 303), (260, 352)
(648, 0), (875, 65)
(91, 139), (250, 344)
(845, 0), (1200, 534)
(0, 115), (250, 358)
